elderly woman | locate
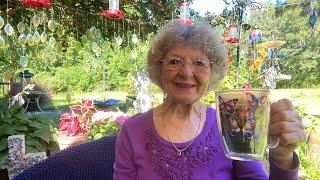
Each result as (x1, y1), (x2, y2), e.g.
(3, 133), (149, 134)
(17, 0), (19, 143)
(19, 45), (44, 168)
(113, 20), (305, 179)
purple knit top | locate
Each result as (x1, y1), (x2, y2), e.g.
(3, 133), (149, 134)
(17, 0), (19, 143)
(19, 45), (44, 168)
(113, 107), (299, 180)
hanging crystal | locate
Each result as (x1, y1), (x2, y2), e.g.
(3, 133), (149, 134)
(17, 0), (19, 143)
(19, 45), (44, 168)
(48, 20), (57, 32)
(40, 31), (47, 43)
(0, 16), (4, 29)
(0, 35), (5, 48)
(131, 34), (139, 44)
(115, 36), (123, 45)
(18, 34), (27, 45)
(4, 23), (14, 36)
(26, 33), (34, 46)
(33, 30), (41, 43)
(130, 50), (137, 59)
(32, 15), (41, 28)
(49, 36), (56, 47)
(17, 22), (25, 34)
(19, 55), (29, 68)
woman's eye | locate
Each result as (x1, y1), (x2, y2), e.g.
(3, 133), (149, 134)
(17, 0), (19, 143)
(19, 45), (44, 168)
(194, 60), (206, 67)
(168, 58), (182, 65)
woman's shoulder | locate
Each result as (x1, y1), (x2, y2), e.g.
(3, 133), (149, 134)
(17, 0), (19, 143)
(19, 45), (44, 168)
(121, 109), (153, 130)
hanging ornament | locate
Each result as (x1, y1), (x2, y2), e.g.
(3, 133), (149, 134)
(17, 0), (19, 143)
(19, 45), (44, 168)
(89, 26), (97, 37)
(0, 36), (5, 48)
(102, 0), (125, 20)
(130, 50), (137, 59)
(48, 36), (56, 47)
(131, 34), (139, 44)
(179, 1), (193, 25)
(4, 23), (14, 36)
(0, 16), (4, 29)
(48, 20), (57, 32)
(33, 30), (41, 43)
(19, 55), (29, 68)
(249, 29), (263, 41)
(309, 10), (318, 28)
(17, 22), (25, 34)
(32, 15), (41, 28)
(26, 34), (34, 46)
(40, 31), (47, 43)
(225, 24), (239, 43)
(21, 0), (51, 8)
(115, 36), (123, 45)
(18, 34), (27, 45)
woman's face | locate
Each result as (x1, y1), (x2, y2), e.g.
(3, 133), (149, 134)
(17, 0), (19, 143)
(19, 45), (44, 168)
(161, 44), (211, 104)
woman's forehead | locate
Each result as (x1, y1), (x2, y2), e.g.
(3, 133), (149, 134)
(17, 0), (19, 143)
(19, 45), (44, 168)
(165, 44), (207, 58)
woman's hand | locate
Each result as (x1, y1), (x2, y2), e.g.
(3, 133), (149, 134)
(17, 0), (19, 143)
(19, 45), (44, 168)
(269, 98), (306, 169)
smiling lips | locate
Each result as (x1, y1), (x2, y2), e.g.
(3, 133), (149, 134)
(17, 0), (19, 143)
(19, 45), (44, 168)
(175, 83), (196, 89)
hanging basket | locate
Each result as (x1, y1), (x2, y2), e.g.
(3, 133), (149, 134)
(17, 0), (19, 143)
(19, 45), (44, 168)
(102, 9), (125, 20)
(21, 0), (51, 8)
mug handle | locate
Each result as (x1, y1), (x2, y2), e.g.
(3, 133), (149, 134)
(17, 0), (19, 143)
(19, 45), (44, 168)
(268, 136), (280, 149)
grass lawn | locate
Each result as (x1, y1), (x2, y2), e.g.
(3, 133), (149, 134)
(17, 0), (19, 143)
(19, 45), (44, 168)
(47, 88), (320, 116)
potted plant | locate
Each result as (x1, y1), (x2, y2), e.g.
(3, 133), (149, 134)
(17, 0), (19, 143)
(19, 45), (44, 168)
(55, 100), (96, 150)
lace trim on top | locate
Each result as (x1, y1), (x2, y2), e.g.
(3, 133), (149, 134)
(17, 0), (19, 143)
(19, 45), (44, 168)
(145, 108), (218, 180)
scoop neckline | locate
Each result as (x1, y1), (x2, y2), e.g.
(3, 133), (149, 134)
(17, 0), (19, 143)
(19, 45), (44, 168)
(150, 107), (211, 148)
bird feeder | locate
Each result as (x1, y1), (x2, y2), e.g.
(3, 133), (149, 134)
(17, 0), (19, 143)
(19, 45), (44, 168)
(21, 0), (51, 8)
(179, 1), (193, 25)
(102, 0), (125, 20)
(226, 24), (239, 43)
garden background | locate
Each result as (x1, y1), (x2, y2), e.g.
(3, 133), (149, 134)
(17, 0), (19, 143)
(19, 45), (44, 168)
(0, 0), (319, 179)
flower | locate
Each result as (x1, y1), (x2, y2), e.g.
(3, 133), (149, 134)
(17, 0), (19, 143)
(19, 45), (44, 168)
(59, 100), (96, 136)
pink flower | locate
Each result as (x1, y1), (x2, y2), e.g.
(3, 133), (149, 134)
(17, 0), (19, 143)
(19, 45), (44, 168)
(116, 115), (130, 125)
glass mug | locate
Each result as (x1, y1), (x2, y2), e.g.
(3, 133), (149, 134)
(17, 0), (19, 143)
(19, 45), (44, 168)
(215, 89), (279, 161)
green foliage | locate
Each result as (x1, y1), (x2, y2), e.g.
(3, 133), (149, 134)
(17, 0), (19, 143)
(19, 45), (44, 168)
(88, 121), (120, 140)
(0, 97), (56, 167)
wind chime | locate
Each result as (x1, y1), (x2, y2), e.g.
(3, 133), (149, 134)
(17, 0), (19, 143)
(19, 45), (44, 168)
(179, 1), (193, 25)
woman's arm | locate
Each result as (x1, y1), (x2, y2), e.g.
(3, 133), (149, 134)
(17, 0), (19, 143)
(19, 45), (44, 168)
(113, 124), (137, 180)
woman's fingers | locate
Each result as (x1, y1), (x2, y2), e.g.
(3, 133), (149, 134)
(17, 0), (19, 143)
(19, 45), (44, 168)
(269, 120), (304, 135)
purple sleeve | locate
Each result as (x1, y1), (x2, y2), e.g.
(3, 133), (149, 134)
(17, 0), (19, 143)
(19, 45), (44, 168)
(113, 123), (137, 180)
(233, 160), (268, 180)
(269, 152), (300, 180)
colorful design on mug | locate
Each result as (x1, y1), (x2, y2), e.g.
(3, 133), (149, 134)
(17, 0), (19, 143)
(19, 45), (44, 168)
(219, 95), (264, 139)
(246, 93), (267, 107)
(218, 96), (238, 114)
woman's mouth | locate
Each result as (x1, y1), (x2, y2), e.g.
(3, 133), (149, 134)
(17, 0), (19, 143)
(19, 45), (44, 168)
(175, 83), (196, 89)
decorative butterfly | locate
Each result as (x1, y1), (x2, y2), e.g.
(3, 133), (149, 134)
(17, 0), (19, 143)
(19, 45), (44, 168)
(246, 93), (267, 107)
(235, 108), (253, 130)
(219, 96), (238, 114)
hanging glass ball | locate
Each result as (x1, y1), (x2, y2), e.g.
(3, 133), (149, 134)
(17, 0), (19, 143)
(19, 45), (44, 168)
(32, 15), (41, 28)
(115, 36), (123, 46)
(131, 34), (139, 44)
(19, 55), (29, 68)
(26, 34), (34, 46)
(4, 23), (14, 36)
(48, 20), (57, 32)
(0, 36), (5, 48)
(89, 26), (97, 37)
(131, 51), (138, 59)
(17, 21), (25, 34)
(40, 31), (47, 43)
(48, 37), (56, 47)
(18, 34), (27, 45)
(0, 16), (4, 29)
(33, 30), (41, 43)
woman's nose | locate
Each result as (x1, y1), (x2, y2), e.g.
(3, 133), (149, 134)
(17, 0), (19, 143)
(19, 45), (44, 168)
(179, 60), (194, 76)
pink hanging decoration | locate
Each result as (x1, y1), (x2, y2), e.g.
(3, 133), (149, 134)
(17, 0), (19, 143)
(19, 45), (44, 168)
(102, 0), (125, 20)
(226, 24), (239, 43)
(21, 0), (51, 8)
(179, 1), (193, 25)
